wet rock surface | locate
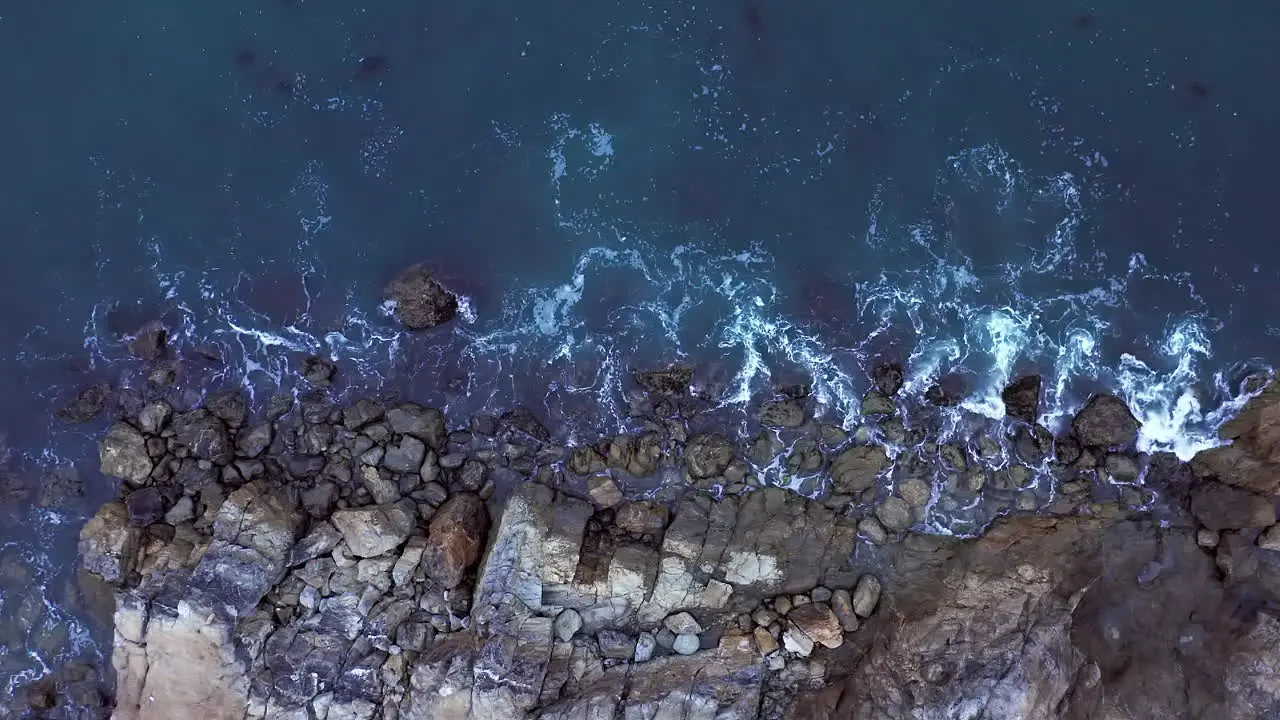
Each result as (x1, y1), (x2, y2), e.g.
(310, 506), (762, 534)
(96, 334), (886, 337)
(31, 368), (1280, 719)
(383, 264), (459, 330)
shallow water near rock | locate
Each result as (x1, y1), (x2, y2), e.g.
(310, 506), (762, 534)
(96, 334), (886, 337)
(3, 0), (1280, 712)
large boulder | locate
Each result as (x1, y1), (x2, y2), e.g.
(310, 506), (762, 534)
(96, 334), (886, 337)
(685, 433), (735, 479)
(99, 422), (152, 483)
(1189, 482), (1277, 531)
(1192, 381), (1280, 495)
(1072, 394), (1141, 447)
(384, 264), (458, 330)
(331, 501), (416, 558)
(79, 502), (140, 583)
(171, 410), (232, 464)
(421, 493), (490, 588)
(829, 445), (889, 493)
(1002, 375), (1041, 423)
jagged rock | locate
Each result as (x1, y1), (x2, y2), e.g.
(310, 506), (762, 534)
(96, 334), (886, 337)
(205, 390), (248, 428)
(1072, 394), (1141, 447)
(597, 629), (636, 660)
(289, 522), (343, 567)
(872, 362), (905, 396)
(875, 496), (913, 532)
(1001, 375), (1041, 423)
(672, 633), (700, 656)
(554, 609), (583, 642)
(852, 575), (881, 617)
(99, 422), (152, 483)
(421, 492), (489, 588)
(759, 399), (806, 428)
(615, 501), (669, 536)
(1258, 525), (1280, 552)
(787, 603), (843, 649)
(79, 502), (139, 583)
(384, 264), (458, 330)
(385, 404), (447, 451)
(1192, 381), (1280, 495)
(331, 501), (416, 558)
(127, 321), (167, 361)
(634, 365), (693, 395)
(124, 487), (167, 526)
(782, 623), (814, 657)
(786, 438), (824, 475)
(587, 475), (624, 507)
(861, 391), (896, 416)
(685, 433), (735, 479)
(236, 423), (273, 458)
(382, 435), (426, 474)
(664, 612), (703, 635)
(829, 445), (889, 493)
(569, 446), (607, 476)
(171, 410), (232, 464)
(57, 382), (111, 424)
(1190, 482), (1277, 530)
(1105, 453), (1141, 482)
(634, 631), (657, 662)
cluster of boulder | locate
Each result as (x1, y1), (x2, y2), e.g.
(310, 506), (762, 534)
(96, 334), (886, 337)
(24, 334), (1280, 719)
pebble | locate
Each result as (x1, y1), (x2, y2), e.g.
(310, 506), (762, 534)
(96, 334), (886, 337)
(672, 633), (700, 656)
(553, 609), (583, 642)
(634, 631), (657, 663)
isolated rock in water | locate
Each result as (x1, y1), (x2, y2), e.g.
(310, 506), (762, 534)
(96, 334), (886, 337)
(301, 354), (336, 386)
(78, 502), (139, 583)
(421, 493), (489, 588)
(331, 501), (416, 558)
(635, 365), (693, 395)
(1190, 482), (1277, 530)
(1002, 375), (1042, 423)
(57, 382), (111, 424)
(873, 362), (905, 396)
(99, 422), (152, 483)
(759, 398), (806, 428)
(384, 264), (458, 330)
(1073, 394), (1141, 447)
(830, 445), (889, 493)
(685, 433), (735, 479)
(126, 321), (167, 361)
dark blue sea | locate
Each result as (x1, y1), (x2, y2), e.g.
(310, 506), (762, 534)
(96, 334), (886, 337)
(3, 0), (1280, 699)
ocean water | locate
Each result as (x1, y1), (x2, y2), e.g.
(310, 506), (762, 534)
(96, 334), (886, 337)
(3, 0), (1280, 701)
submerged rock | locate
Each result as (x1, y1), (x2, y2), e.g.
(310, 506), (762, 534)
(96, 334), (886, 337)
(57, 382), (111, 424)
(1001, 375), (1042, 423)
(383, 264), (458, 330)
(872, 362), (905, 396)
(634, 365), (693, 395)
(126, 321), (167, 361)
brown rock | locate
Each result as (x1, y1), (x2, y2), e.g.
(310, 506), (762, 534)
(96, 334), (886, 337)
(830, 445), (890, 493)
(421, 493), (489, 588)
(615, 501), (669, 535)
(1190, 482), (1277, 531)
(1002, 375), (1041, 423)
(383, 264), (458, 330)
(830, 588), (860, 631)
(1072, 394), (1141, 447)
(685, 433), (735, 479)
(79, 502), (140, 583)
(786, 603), (844, 649)
(754, 626), (779, 655)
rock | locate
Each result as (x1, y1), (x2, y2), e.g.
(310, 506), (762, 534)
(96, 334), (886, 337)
(787, 603), (843, 649)
(615, 501), (669, 535)
(385, 404), (447, 451)
(1190, 482), (1277, 530)
(875, 496), (913, 532)
(99, 422), (152, 483)
(343, 398), (385, 431)
(569, 446), (607, 476)
(672, 632), (700, 656)
(587, 475), (624, 508)
(831, 589), (860, 631)
(205, 390), (248, 428)
(759, 398), (806, 428)
(852, 575), (882, 617)
(1196, 528), (1220, 548)
(830, 445), (890, 493)
(554, 609), (583, 642)
(899, 478), (932, 507)
(420, 493), (489, 588)
(634, 631), (657, 662)
(382, 436), (427, 474)
(664, 611), (703, 635)
(634, 365), (693, 395)
(126, 320), (167, 360)
(384, 264), (458, 330)
(1258, 525), (1280, 552)
(872, 362), (905, 396)
(164, 495), (194, 525)
(754, 626), (779, 655)
(499, 406), (551, 443)
(859, 517), (889, 545)
(171, 410), (232, 464)
(124, 487), (167, 526)
(1105, 453), (1142, 482)
(57, 382), (111, 424)
(1073, 394), (1141, 447)
(79, 502), (139, 583)
(236, 423), (273, 459)
(302, 355), (336, 386)
(782, 623), (815, 657)
(685, 433), (735, 479)
(1014, 424), (1054, 463)
(289, 521), (343, 567)
(861, 391), (896, 416)
(926, 383), (963, 407)
(331, 501), (416, 558)
(597, 630), (636, 660)
(453, 459), (487, 492)
(1001, 375), (1041, 423)
(1054, 434), (1083, 465)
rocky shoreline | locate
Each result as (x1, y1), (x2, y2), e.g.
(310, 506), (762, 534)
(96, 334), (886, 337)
(18, 339), (1280, 718)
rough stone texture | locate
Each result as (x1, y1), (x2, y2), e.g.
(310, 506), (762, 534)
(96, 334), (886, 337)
(1002, 375), (1042, 423)
(1190, 481), (1277, 530)
(1072, 393), (1141, 447)
(421, 492), (490, 588)
(99, 422), (153, 484)
(58, 382), (111, 424)
(829, 445), (889, 494)
(384, 264), (458, 330)
(330, 501), (416, 558)
(786, 602), (843, 649)
(759, 399), (806, 428)
(872, 362), (905, 396)
(1192, 380), (1280, 495)
(685, 433), (735, 479)
(634, 366), (693, 395)
(79, 502), (140, 583)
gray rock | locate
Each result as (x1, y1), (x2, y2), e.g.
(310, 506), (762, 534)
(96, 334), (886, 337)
(125, 487), (167, 526)
(830, 445), (889, 493)
(685, 433), (735, 479)
(899, 478), (932, 507)
(331, 501), (416, 558)
(57, 382), (111, 424)
(861, 391), (896, 417)
(189, 482), (303, 614)
(343, 398), (385, 430)
(99, 422), (153, 483)
(1105, 453), (1142, 482)
(499, 406), (551, 443)
(663, 611), (703, 635)
(554, 609), (583, 642)
(301, 355), (336, 386)
(831, 589), (860, 631)
(875, 496), (914, 532)
(782, 623), (815, 657)
(1073, 394), (1141, 447)
(597, 629), (636, 660)
(171, 410), (232, 464)
(672, 632), (700, 656)
(852, 575), (882, 617)
(615, 501), (670, 535)
(588, 475), (624, 507)
(872, 362), (905, 396)
(164, 495), (194, 525)
(237, 423), (273, 459)
(1001, 375), (1042, 423)
(634, 631), (657, 662)
(205, 390), (248, 428)
(859, 517), (889, 545)
(289, 522), (343, 567)
(137, 401), (173, 435)
(78, 502), (139, 583)
(634, 366), (693, 395)
(382, 436), (427, 474)
(386, 404), (447, 451)
(759, 399), (806, 428)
